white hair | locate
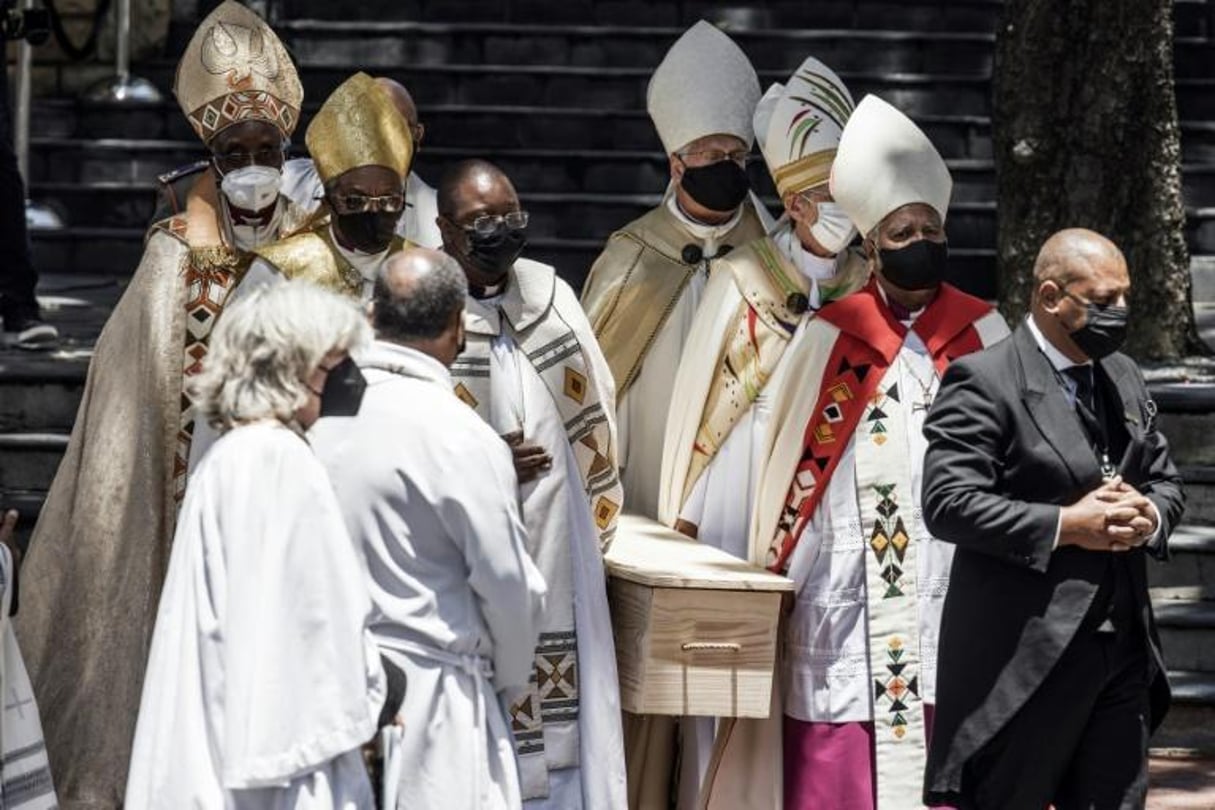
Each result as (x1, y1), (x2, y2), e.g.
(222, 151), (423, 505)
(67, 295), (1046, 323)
(192, 280), (371, 432)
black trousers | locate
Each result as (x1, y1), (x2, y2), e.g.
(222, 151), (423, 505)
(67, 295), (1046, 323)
(0, 66), (39, 322)
(958, 621), (1151, 810)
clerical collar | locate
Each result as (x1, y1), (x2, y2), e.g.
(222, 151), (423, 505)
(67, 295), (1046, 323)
(1025, 313), (1090, 371)
(469, 279), (508, 300)
(875, 279), (925, 324)
(221, 196), (284, 252)
(666, 190), (743, 259)
(772, 218), (838, 282)
(330, 223), (390, 281)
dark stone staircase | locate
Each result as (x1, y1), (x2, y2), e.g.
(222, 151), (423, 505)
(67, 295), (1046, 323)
(8, 0), (1215, 781)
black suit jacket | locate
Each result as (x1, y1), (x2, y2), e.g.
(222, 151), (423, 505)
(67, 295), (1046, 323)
(921, 322), (1185, 803)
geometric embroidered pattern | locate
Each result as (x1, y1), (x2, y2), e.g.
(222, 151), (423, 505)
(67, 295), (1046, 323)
(563, 366), (587, 404)
(868, 483), (911, 598)
(873, 636), (920, 740)
(187, 90), (296, 141)
(167, 233), (249, 505)
(453, 382), (478, 409)
(536, 631), (579, 724)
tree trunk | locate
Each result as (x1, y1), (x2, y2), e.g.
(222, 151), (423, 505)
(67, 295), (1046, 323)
(993, 0), (1203, 359)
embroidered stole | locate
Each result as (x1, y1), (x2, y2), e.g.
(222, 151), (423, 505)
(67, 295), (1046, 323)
(152, 174), (253, 506)
(450, 303), (623, 795)
(854, 360), (927, 808)
(683, 238), (866, 505)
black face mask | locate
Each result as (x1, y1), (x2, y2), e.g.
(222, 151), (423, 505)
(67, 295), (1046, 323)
(1068, 301), (1129, 360)
(335, 211), (397, 254)
(319, 356), (367, 418)
(465, 227), (528, 279)
(878, 239), (949, 291)
(679, 160), (750, 213)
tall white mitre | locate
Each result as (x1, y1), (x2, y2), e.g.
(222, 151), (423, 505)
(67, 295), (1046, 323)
(647, 20), (762, 154)
(829, 94), (953, 234)
(753, 56), (855, 198)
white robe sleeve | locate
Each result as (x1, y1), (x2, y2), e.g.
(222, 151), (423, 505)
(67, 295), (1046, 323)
(434, 436), (547, 694)
(220, 434), (384, 789)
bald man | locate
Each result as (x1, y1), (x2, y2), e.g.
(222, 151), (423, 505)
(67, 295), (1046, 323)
(310, 247), (547, 810)
(437, 159), (628, 809)
(282, 76), (440, 247)
(921, 228), (1184, 809)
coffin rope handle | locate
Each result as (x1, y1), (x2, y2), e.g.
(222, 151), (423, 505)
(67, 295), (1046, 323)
(680, 642), (741, 653)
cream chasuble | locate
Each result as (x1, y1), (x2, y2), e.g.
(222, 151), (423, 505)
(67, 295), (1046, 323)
(451, 259), (627, 809)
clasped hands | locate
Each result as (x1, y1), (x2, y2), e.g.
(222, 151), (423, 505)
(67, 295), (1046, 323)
(1059, 476), (1158, 553)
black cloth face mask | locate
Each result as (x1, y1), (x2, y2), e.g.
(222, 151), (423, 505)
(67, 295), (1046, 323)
(335, 211), (397, 254)
(878, 239), (949, 291)
(1066, 298), (1129, 360)
(679, 159), (750, 213)
(319, 356), (367, 418)
(466, 227), (528, 278)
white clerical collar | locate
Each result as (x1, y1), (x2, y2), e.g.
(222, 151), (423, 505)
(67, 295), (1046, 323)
(330, 223), (390, 282)
(222, 196), (285, 252)
(1025, 313), (1090, 371)
(772, 218), (838, 282)
(665, 188), (743, 257)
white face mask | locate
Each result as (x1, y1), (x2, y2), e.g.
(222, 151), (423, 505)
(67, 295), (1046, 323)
(806, 200), (857, 255)
(219, 164), (282, 213)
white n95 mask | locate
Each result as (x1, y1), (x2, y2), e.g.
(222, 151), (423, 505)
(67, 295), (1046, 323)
(808, 201), (858, 255)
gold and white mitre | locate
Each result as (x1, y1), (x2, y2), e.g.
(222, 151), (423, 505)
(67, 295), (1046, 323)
(646, 20), (761, 154)
(305, 72), (415, 185)
(754, 57), (855, 198)
(173, 0), (303, 143)
(829, 94), (952, 234)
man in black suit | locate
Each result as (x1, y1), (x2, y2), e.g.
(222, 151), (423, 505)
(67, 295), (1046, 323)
(921, 228), (1185, 809)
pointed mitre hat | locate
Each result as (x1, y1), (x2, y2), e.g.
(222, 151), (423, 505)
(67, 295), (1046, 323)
(305, 72), (414, 184)
(647, 21), (761, 154)
(753, 57), (854, 198)
(173, 0), (303, 144)
(830, 94), (952, 235)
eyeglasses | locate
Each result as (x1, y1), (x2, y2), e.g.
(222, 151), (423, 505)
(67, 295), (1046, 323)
(460, 211), (529, 236)
(330, 193), (406, 215)
(212, 147), (286, 174)
(676, 149), (751, 167)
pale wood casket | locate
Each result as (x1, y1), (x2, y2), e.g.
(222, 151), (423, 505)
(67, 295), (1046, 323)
(604, 514), (793, 718)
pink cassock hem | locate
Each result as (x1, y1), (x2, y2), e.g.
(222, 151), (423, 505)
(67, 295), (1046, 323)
(782, 704), (956, 810)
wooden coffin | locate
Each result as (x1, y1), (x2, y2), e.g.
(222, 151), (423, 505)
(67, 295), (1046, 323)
(605, 514), (793, 718)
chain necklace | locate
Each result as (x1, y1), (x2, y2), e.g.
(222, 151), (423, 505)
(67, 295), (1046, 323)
(900, 354), (937, 414)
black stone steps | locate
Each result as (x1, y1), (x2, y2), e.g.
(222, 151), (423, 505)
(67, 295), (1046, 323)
(0, 434), (68, 493)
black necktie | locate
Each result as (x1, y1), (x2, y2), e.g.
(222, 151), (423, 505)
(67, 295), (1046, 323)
(1064, 365), (1095, 414)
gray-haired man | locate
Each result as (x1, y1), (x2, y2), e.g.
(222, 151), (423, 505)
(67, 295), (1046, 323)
(311, 248), (548, 809)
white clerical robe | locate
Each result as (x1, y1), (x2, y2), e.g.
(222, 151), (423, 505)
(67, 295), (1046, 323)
(459, 271), (627, 810)
(310, 341), (548, 810)
(280, 158), (442, 248)
(126, 421), (387, 810)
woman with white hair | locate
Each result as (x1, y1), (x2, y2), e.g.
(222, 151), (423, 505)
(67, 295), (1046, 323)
(125, 280), (398, 809)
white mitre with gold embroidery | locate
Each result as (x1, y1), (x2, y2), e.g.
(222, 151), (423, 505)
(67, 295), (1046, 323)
(754, 57), (854, 198)
(829, 94), (952, 235)
(173, 0), (303, 144)
(647, 20), (761, 154)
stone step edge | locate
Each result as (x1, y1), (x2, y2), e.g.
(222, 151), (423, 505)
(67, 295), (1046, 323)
(0, 433), (68, 450)
(273, 19), (1001, 43)
(1155, 598), (1215, 629)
